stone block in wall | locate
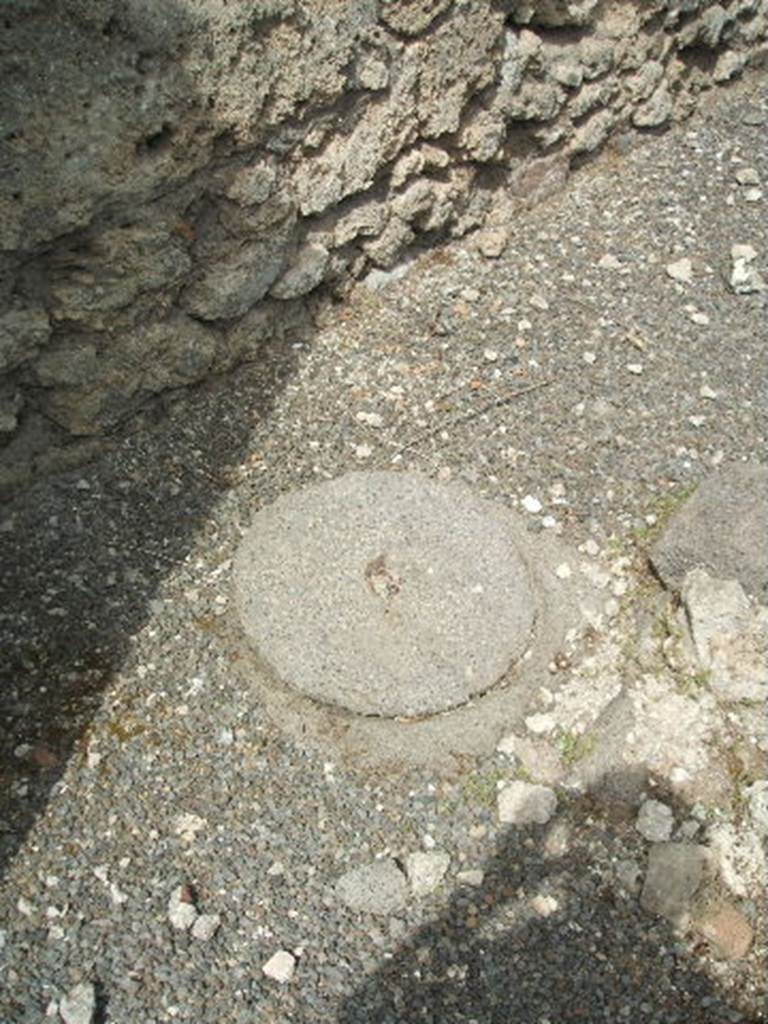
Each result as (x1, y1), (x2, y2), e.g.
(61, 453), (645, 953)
(48, 228), (191, 331)
(569, 109), (616, 155)
(181, 226), (294, 321)
(509, 0), (600, 28)
(332, 200), (389, 247)
(500, 79), (567, 122)
(0, 308), (51, 375)
(633, 84), (674, 129)
(457, 109), (507, 162)
(363, 216), (415, 268)
(270, 243), (330, 299)
(679, 4), (731, 49)
(568, 78), (620, 120)
(378, 0), (454, 36)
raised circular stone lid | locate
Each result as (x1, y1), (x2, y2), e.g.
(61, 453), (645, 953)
(234, 471), (536, 718)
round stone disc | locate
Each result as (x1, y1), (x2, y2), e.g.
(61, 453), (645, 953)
(234, 471), (536, 718)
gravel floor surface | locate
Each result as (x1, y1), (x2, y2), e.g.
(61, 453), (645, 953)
(1, 75), (767, 1023)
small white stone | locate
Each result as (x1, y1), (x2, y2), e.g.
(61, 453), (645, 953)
(354, 444), (372, 460)
(356, 411), (385, 428)
(498, 781), (557, 826)
(627, 363), (643, 375)
(525, 713), (556, 735)
(167, 887), (197, 931)
(405, 850), (451, 897)
(582, 350), (597, 365)
(218, 726), (234, 746)
(530, 893), (559, 917)
(456, 869), (484, 887)
(604, 598), (620, 619)
(688, 310), (710, 326)
(422, 833), (437, 850)
(744, 188), (763, 203)
(461, 287), (480, 302)
(541, 515), (557, 529)
(598, 254), (622, 270)
(554, 562), (572, 580)
(731, 243), (757, 262)
(529, 294), (549, 310)
(59, 982), (96, 1024)
(636, 799), (674, 842)
(174, 813), (207, 843)
(734, 166), (760, 186)
(496, 734), (518, 757)
(521, 495), (542, 514)
(583, 538), (600, 556)
(483, 348), (499, 363)
(267, 861), (285, 877)
(665, 257), (693, 284)
(262, 949), (296, 983)
(17, 896), (33, 916)
(688, 415), (705, 428)
(192, 913), (221, 941)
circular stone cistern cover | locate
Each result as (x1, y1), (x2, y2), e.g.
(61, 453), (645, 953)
(234, 471), (536, 718)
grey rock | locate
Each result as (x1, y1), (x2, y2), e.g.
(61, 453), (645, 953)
(0, 307), (51, 374)
(234, 472), (536, 717)
(632, 85), (673, 128)
(746, 781), (768, 836)
(270, 242), (330, 299)
(636, 799), (674, 842)
(262, 949), (296, 983)
(404, 851), (450, 897)
(640, 843), (709, 924)
(181, 236), (291, 321)
(497, 780), (557, 825)
(59, 981), (95, 1024)
(167, 886), (197, 931)
(191, 913), (221, 941)
(335, 860), (408, 915)
(682, 569), (767, 703)
(649, 463), (768, 600)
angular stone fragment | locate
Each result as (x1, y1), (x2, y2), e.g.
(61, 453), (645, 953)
(335, 860), (408, 915)
(497, 780), (557, 825)
(649, 463), (768, 600)
(262, 949), (296, 983)
(270, 242), (329, 299)
(404, 851), (450, 897)
(635, 799), (674, 842)
(640, 843), (709, 924)
(59, 982), (96, 1024)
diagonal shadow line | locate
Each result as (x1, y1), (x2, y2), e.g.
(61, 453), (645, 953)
(335, 769), (766, 1024)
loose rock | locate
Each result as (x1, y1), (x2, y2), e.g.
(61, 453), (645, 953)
(640, 843), (709, 924)
(404, 851), (451, 897)
(59, 982), (96, 1024)
(497, 781), (557, 826)
(635, 799), (674, 842)
(262, 950), (296, 984)
(335, 860), (408, 915)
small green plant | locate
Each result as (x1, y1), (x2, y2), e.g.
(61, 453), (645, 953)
(559, 730), (596, 767)
(676, 668), (711, 697)
(462, 767), (506, 808)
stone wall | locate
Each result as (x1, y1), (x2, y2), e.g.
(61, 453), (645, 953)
(1, 0), (766, 492)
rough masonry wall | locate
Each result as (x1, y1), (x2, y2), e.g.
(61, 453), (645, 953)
(1, 0), (766, 491)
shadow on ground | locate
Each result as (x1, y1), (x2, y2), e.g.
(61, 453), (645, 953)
(336, 773), (764, 1024)
(0, 0), (320, 880)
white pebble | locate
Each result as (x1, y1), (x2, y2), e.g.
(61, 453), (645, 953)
(530, 893), (559, 917)
(699, 384), (717, 400)
(688, 415), (705, 428)
(555, 562), (572, 580)
(541, 515), (557, 529)
(262, 949), (296, 983)
(665, 257), (693, 284)
(582, 350), (596, 365)
(688, 310), (710, 326)
(354, 444), (372, 460)
(627, 363), (643, 375)
(525, 713), (556, 735)
(192, 913), (221, 941)
(483, 348), (498, 362)
(529, 294), (549, 310)
(521, 495), (542, 514)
